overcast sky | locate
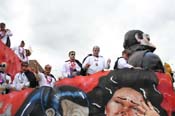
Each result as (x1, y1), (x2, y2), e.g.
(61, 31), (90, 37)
(1, 0), (175, 77)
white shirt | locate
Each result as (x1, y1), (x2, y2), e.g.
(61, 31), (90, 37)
(0, 72), (12, 93)
(37, 72), (55, 87)
(11, 72), (30, 90)
(0, 72), (12, 84)
(0, 30), (12, 45)
(117, 57), (133, 69)
(82, 55), (109, 75)
(61, 60), (81, 77)
(12, 46), (28, 62)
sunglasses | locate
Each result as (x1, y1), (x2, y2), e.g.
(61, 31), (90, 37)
(0, 64), (5, 67)
(22, 65), (28, 67)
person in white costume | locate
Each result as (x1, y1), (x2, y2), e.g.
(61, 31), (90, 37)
(12, 40), (29, 62)
(36, 64), (56, 87)
(61, 51), (82, 78)
(82, 46), (111, 75)
(114, 49), (133, 69)
(11, 62), (30, 91)
(0, 22), (12, 47)
(0, 62), (12, 94)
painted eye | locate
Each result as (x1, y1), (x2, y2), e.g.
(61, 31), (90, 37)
(132, 107), (138, 111)
(114, 100), (120, 103)
(114, 100), (123, 106)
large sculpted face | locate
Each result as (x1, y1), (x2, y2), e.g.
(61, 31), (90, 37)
(105, 87), (145, 116)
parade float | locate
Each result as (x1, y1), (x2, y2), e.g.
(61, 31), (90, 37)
(0, 30), (175, 116)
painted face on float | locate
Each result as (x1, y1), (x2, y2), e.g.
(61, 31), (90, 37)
(105, 87), (145, 116)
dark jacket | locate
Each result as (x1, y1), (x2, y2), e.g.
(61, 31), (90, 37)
(24, 70), (38, 88)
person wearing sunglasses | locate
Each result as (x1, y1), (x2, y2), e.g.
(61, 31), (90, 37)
(61, 51), (82, 78)
(10, 62), (30, 91)
(0, 62), (11, 94)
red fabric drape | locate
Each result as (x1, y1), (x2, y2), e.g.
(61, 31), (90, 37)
(0, 41), (21, 80)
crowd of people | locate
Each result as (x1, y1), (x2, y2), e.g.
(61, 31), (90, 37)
(61, 46), (111, 78)
(0, 22), (112, 94)
(1, 22), (173, 93)
(0, 22), (138, 95)
(0, 22), (58, 93)
(1, 22), (175, 115)
(0, 61), (56, 93)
